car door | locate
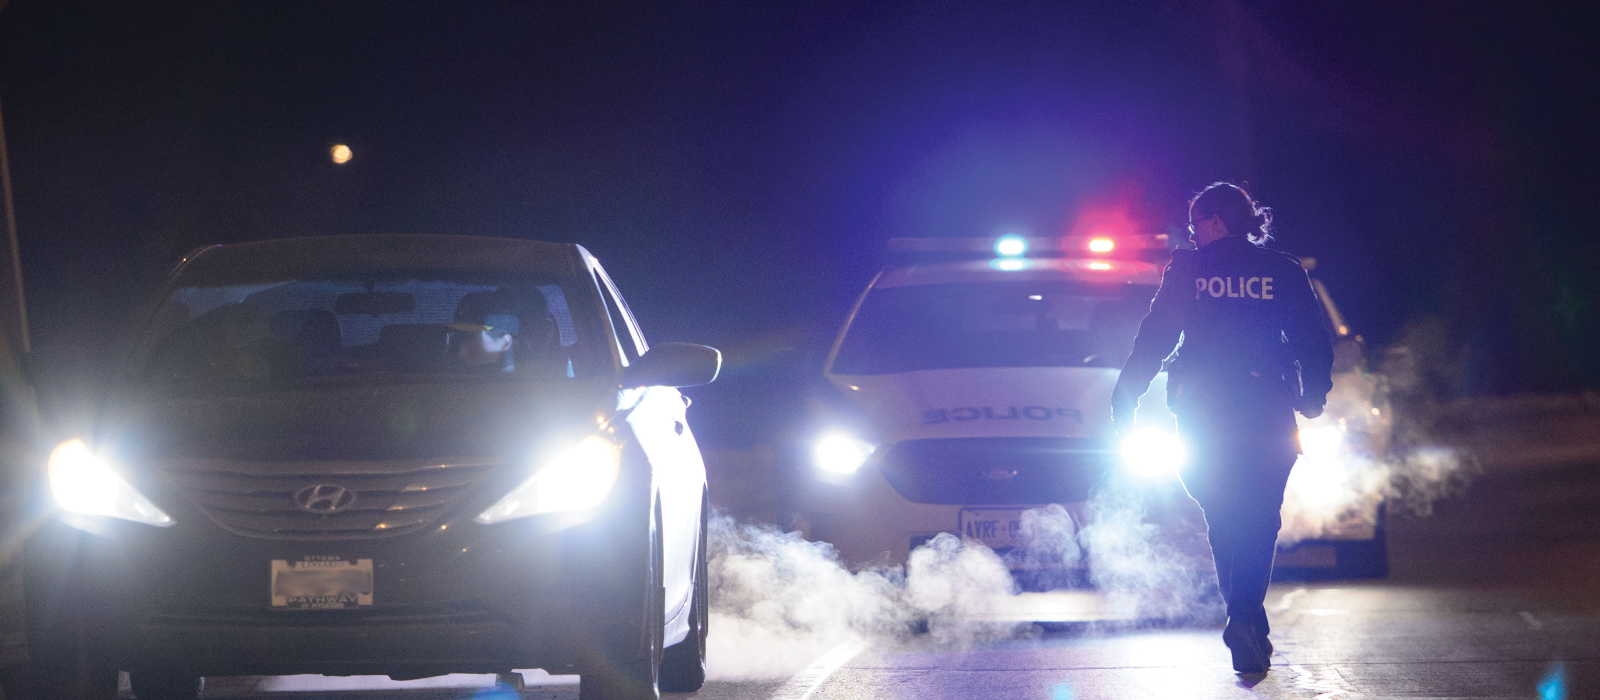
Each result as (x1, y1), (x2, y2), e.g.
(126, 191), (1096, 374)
(590, 261), (705, 634)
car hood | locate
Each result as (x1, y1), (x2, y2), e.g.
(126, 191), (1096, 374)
(825, 367), (1172, 444)
(102, 378), (618, 462)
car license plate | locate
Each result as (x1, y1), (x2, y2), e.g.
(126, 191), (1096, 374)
(271, 556), (374, 610)
(958, 508), (1027, 550)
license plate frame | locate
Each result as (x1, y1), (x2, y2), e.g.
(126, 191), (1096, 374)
(270, 556), (374, 610)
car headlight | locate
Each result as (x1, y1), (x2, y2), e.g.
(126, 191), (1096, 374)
(813, 432), (876, 475)
(48, 439), (174, 527)
(1298, 425), (1343, 458)
(1118, 427), (1187, 479)
(475, 435), (622, 524)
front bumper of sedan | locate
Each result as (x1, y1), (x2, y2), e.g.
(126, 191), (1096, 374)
(33, 470), (656, 678)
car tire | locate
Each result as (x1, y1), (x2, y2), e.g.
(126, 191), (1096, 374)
(1333, 534), (1388, 579)
(658, 492), (709, 692)
(128, 670), (204, 700)
(10, 529), (119, 700)
(579, 498), (664, 700)
(1324, 536), (1388, 578)
(0, 660), (119, 700)
(1332, 504), (1389, 579)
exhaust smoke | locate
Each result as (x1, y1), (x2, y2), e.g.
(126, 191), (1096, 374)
(1279, 371), (1475, 545)
(706, 517), (908, 680)
(1078, 476), (1220, 623)
(705, 516), (1031, 680)
(705, 480), (1220, 680)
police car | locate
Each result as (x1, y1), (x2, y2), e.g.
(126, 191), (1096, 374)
(794, 233), (1390, 580)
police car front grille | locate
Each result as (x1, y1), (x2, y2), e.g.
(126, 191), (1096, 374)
(165, 459), (497, 540)
(876, 438), (1113, 505)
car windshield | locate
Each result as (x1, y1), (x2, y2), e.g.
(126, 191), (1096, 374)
(831, 280), (1156, 375)
(138, 275), (604, 395)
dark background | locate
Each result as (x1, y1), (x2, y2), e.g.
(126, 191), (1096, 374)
(0, 1), (1595, 400)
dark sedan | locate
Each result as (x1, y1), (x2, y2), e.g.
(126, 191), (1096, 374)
(9, 235), (718, 700)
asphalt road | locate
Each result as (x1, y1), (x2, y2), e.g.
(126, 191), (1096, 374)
(174, 414), (1600, 700)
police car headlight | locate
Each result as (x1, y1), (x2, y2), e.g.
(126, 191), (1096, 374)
(1119, 427), (1187, 479)
(48, 439), (174, 527)
(475, 435), (622, 524)
(813, 432), (876, 475)
(1298, 425), (1343, 459)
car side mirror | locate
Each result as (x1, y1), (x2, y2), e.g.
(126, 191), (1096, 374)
(624, 342), (722, 388)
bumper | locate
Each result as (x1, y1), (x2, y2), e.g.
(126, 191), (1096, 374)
(796, 460), (1108, 567)
(797, 463), (1382, 579)
(40, 500), (650, 677)
(121, 619), (526, 677)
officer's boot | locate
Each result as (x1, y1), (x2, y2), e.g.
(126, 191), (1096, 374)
(1250, 606), (1273, 665)
(1222, 619), (1269, 674)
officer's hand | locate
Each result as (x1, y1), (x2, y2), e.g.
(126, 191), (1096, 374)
(1298, 404), (1324, 419)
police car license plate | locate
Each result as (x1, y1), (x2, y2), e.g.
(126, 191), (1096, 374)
(958, 508), (1026, 550)
(271, 556), (374, 610)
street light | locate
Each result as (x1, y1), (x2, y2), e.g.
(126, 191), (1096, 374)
(330, 144), (352, 164)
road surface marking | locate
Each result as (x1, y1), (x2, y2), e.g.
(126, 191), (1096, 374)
(1272, 586), (1309, 612)
(1289, 663), (1364, 699)
(1520, 611), (1544, 630)
(769, 641), (868, 700)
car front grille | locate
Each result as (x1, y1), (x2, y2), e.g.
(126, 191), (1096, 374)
(164, 458), (498, 540)
(876, 437), (1113, 505)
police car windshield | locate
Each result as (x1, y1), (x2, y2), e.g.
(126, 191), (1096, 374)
(832, 281), (1156, 375)
(137, 276), (603, 396)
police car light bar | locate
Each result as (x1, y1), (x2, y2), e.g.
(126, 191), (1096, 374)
(887, 234), (1172, 261)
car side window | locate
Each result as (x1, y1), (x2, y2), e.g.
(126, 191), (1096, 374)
(592, 264), (648, 365)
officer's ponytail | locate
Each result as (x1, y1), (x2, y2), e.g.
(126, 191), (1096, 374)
(1190, 182), (1274, 245)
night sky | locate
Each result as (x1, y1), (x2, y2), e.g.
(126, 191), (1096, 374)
(0, 1), (1594, 396)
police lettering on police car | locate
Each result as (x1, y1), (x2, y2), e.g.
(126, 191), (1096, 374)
(922, 406), (1084, 425)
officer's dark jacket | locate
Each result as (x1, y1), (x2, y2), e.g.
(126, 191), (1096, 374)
(1113, 236), (1334, 435)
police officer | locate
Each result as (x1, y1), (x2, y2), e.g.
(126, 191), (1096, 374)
(1112, 182), (1333, 674)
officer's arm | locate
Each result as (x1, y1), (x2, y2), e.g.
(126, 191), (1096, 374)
(1284, 265), (1335, 408)
(1112, 256), (1186, 427)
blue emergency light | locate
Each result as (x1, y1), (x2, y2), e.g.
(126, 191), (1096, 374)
(995, 234), (1028, 257)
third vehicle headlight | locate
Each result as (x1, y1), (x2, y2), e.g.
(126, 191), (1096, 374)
(1119, 427), (1187, 479)
(1298, 425), (1343, 459)
(48, 439), (174, 527)
(475, 435), (622, 524)
(813, 432), (875, 475)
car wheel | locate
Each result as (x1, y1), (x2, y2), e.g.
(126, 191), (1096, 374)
(11, 531), (119, 700)
(580, 498), (664, 700)
(0, 660), (119, 700)
(658, 492), (709, 692)
(1333, 504), (1389, 579)
(1333, 534), (1388, 579)
(128, 670), (204, 700)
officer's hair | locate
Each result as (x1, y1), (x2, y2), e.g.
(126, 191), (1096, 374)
(1189, 182), (1273, 244)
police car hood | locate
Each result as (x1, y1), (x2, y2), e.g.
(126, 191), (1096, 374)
(827, 367), (1170, 444)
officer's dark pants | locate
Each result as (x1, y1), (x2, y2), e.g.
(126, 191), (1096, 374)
(1176, 416), (1298, 636)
